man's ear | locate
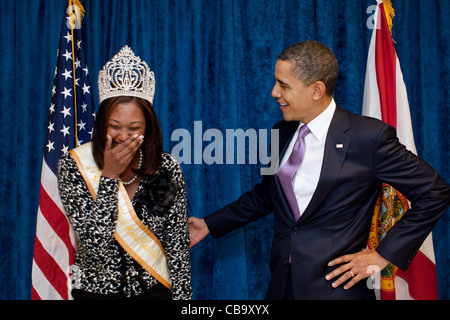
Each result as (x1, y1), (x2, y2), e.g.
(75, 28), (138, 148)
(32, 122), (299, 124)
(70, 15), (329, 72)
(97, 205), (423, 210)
(311, 81), (327, 100)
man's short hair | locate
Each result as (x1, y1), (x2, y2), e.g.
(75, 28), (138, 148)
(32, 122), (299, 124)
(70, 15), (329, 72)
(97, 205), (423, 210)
(278, 41), (339, 96)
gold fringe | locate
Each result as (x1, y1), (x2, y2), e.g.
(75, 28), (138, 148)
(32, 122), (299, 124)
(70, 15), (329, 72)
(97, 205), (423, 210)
(68, 0), (85, 24)
(382, 0), (395, 35)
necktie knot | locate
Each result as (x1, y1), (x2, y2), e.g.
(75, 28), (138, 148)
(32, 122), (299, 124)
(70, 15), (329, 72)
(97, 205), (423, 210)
(287, 125), (310, 168)
(299, 124), (310, 139)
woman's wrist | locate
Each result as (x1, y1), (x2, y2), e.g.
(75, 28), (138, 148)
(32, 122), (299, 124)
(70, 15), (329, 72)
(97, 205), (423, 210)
(101, 169), (121, 180)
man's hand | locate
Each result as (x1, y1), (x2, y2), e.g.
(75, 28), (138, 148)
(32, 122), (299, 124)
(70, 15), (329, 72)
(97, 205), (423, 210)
(188, 217), (210, 248)
(325, 249), (390, 290)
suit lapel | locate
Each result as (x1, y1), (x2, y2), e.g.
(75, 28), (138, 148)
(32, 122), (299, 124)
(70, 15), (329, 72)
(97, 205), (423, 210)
(297, 106), (351, 224)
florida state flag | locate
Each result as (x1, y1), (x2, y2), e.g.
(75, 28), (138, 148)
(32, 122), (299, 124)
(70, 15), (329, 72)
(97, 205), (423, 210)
(363, 0), (439, 300)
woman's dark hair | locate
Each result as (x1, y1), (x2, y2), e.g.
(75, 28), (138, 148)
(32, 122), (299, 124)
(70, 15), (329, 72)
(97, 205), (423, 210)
(91, 96), (163, 175)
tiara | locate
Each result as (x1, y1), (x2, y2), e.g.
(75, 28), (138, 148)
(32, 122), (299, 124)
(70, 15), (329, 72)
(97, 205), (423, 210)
(98, 45), (155, 105)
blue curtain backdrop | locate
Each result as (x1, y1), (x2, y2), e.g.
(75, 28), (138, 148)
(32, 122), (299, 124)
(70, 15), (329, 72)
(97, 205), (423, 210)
(0, 0), (448, 300)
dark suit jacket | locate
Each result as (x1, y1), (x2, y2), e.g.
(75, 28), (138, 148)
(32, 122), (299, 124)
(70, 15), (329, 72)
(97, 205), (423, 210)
(204, 106), (450, 300)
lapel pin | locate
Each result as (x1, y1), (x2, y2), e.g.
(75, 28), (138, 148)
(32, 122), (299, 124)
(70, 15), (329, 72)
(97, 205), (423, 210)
(336, 144), (344, 149)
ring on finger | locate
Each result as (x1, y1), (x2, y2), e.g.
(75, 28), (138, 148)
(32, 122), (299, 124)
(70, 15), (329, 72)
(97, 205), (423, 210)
(349, 271), (355, 278)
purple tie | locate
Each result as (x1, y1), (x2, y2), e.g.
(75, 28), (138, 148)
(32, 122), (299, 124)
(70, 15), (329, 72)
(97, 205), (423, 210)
(278, 125), (310, 221)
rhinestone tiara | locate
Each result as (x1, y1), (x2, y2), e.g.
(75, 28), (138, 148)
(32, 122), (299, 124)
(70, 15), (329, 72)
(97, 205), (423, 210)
(98, 45), (155, 105)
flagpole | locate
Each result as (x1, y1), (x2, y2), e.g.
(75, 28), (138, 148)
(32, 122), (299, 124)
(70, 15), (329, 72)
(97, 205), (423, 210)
(68, 0), (86, 146)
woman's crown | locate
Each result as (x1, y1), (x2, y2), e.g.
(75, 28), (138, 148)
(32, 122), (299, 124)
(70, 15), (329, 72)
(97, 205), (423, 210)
(98, 45), (155, 105)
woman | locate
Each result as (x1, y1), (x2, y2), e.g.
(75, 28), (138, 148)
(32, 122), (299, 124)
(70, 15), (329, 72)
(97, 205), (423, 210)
(57, 46), (191, 300)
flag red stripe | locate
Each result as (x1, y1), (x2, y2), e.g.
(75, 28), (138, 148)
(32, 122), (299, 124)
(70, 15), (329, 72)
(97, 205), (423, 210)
(33, 237), (69, 300)
(39, 185), (76, 264)
(375, 3), (397, 128)
(396, 250), (439, 300)
(381, 288), (396, 300)
(31, 285), (41, 300)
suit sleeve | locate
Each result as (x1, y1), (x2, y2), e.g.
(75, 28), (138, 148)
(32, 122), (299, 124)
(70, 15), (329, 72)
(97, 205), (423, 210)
(204, 174), (274, 238)
(203, 121), (293, 238)
(373, 125), (450, 271)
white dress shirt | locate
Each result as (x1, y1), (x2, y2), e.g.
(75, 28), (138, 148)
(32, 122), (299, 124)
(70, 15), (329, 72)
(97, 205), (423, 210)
(278, 99), (336, 217)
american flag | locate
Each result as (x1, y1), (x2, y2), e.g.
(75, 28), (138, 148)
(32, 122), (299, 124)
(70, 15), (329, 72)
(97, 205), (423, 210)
(31, 1), (95, 300)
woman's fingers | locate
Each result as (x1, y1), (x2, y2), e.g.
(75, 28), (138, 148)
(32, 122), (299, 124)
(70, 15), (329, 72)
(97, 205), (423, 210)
(115, 134), (143, 158)
(103, 134), (144, 179)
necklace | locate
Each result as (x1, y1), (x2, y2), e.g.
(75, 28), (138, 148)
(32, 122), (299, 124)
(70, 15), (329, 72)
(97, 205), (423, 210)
(122, 149), (143, 186)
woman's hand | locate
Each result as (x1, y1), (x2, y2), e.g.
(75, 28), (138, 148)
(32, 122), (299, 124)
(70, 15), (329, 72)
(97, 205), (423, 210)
(102, 134), (143, 179)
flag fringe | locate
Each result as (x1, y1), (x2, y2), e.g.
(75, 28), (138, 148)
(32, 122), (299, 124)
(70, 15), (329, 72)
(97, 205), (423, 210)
(382, 0), (395, 35)
(68, 0), (85, 24)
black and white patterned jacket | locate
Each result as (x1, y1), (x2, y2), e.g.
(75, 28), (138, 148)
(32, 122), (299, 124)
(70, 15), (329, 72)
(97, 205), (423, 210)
(57, 151), (192, 300)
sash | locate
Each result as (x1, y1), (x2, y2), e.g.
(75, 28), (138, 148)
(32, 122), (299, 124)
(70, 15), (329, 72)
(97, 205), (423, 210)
(69, 142), (172, 289)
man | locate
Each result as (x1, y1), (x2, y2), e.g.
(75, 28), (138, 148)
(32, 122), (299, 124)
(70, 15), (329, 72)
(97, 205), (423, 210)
(188, 41), (450, 299)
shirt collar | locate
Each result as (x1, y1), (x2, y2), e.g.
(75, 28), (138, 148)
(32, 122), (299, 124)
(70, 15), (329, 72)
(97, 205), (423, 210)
(300, 99), (336, 142)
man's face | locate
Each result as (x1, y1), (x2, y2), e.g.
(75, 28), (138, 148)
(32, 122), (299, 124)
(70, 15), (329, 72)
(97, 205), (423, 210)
(271, 60), (316, 123)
